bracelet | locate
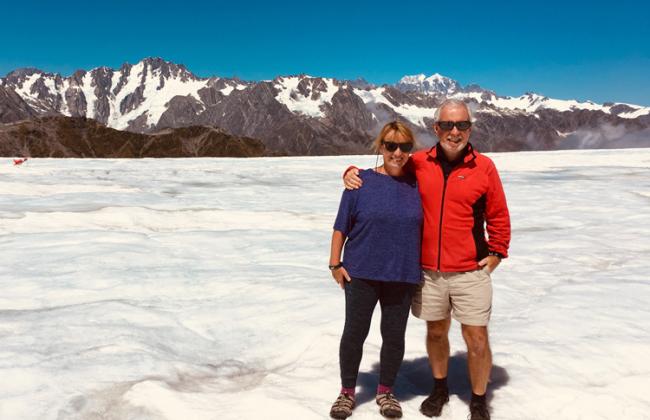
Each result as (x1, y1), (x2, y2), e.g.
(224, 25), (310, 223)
(328, 262), (343, 270)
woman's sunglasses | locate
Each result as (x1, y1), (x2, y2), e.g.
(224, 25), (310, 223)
(381, 140), (414, 153)
(436, 121), (472, 131)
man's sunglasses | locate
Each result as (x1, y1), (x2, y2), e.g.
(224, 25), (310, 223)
(436, 121), (472, 131)
(382, 140), (414, 153)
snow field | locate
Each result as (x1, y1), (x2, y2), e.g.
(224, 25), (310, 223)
(0, 149), (649, 419)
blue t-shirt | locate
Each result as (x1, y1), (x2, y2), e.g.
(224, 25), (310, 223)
(333, 169), (423, 284)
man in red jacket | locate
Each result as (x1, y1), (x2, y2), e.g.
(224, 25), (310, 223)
(344, 99), (510, 420)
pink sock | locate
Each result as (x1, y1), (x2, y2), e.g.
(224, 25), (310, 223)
(340, 387), (355, 397)
(377, 384), (392, 395)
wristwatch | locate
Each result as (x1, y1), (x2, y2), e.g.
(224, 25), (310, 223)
(488, 251), (504, 259)
(329, 262), (343, 270)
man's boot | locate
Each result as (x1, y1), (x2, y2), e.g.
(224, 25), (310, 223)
(419, 385), (449, 417)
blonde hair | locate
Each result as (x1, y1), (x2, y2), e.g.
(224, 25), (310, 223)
(370, 121), (416, 153)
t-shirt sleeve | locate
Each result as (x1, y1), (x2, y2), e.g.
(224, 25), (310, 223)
(333, 188), (358, 236)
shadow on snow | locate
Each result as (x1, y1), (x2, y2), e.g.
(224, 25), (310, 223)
(355, 352), (509, 406)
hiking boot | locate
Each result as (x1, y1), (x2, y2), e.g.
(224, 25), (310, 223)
(419, 386), (449, 417)
(376, 392), (402, 418)
(330, 393), (355, 419)
(469, 400), (491, 420)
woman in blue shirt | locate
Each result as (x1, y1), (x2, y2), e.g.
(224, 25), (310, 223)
(329, 121), (423, 419)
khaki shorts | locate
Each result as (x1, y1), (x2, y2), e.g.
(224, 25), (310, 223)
(411, 268), (492, 326)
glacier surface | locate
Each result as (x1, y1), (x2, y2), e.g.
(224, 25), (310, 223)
(1, 149), (649, 419)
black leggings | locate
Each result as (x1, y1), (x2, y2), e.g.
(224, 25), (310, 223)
(339, 277), (415, 388)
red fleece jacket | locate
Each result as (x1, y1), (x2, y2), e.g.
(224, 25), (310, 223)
(410, 144), (510, 272)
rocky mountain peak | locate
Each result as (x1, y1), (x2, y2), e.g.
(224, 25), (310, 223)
(396, 73), (461, 95)
(3, 68), (47, 87)
(347, 77), (374, 89)
(138, 57), (198, 82)
(461, 83), (494, 96)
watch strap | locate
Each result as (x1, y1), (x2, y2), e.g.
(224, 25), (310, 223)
(328, 262), (344, 270)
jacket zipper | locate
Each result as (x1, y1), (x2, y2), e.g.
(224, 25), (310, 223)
(437, 168), (450, 271)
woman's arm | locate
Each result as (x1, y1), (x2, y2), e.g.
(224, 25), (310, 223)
(329, 230), (351, 288)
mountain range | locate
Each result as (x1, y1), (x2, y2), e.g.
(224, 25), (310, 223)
(1, 57), (649, 156)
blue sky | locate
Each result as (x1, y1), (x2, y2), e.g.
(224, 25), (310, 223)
(2, 0), (649, 105)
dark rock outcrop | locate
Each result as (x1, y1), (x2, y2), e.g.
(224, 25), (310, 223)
(0, 116), (265, 158)
(0, 86), (37, 123)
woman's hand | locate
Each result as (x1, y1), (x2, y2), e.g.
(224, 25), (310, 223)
(331, 266), (351, 289)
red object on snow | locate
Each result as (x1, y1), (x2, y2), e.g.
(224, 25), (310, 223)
(13, 158), (28, 165)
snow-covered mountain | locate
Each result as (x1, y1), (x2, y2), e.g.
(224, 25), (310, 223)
(453, 91), (649, 119)
(0, 58), (247, 131)
(396, 73), (462, 95)
(396, 73), (650, 119)
(1, 58), (649, 155)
